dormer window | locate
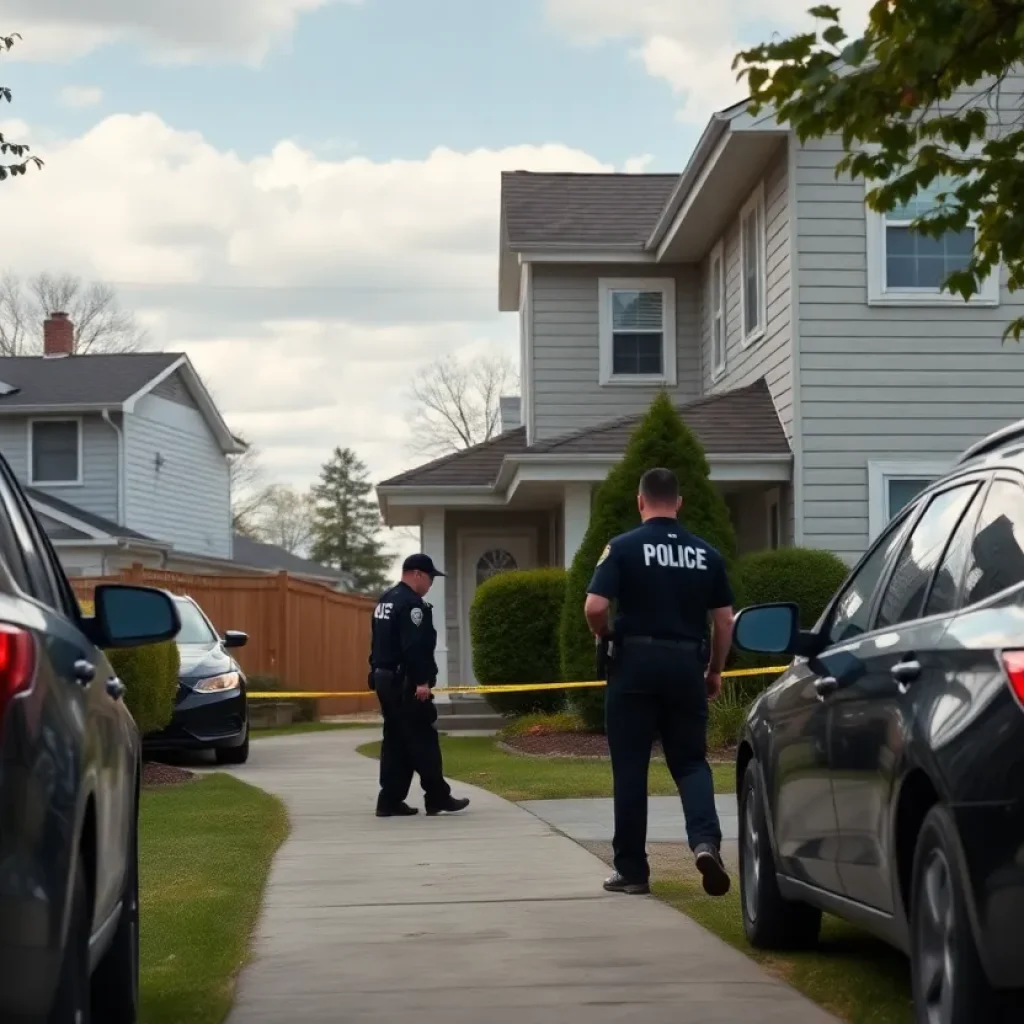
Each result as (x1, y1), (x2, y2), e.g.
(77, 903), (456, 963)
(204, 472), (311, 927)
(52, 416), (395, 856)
(29, 418), (82, 486)
(597, 277), (677, 387)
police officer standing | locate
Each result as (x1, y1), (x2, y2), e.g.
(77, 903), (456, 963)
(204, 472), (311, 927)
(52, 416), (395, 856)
(585, 468), (734, 897)
(369, 553), (470, 817)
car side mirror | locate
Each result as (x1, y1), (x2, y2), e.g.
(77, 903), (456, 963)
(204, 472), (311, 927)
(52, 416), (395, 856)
(223, 630), (248, 649)
(91, 585), (181, 649)
(733, 602), (803, 655)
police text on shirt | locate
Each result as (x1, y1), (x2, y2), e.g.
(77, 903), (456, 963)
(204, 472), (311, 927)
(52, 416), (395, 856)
(643, 543), (707, 570)
(373, 602), (394, 620)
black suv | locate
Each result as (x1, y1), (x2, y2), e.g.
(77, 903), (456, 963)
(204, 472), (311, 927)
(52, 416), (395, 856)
(733, 422), (1024, 1022)
(0, 454), (180, 1023)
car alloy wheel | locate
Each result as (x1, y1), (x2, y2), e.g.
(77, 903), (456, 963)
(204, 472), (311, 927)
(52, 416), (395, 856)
(917, 848), (956, 1024)
(742, 778), (761, 925)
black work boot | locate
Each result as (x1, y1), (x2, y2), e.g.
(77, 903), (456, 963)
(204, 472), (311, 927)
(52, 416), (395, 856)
(603, 872), (650, 895)
(425, 795), (470, 816)
(694, 843), (731, 896)
(376, 801), (419, 818)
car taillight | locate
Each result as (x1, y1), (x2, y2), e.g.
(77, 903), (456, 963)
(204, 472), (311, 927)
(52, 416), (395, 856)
(999, 650), (1024, 705)
(0, 624), (36, 731)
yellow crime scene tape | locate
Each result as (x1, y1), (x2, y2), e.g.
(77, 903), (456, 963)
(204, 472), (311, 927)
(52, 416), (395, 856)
(246, 663), (791, 700)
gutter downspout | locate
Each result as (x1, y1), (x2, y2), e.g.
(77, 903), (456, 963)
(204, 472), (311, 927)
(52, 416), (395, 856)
(101, 409), (125, 528)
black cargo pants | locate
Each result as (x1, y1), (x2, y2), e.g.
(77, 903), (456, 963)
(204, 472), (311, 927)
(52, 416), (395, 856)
(605, 640), (722, 884)
(374, 672), (451, 809)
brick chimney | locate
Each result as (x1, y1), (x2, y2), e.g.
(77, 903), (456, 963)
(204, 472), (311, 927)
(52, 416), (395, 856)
(43, 312), (74, 357)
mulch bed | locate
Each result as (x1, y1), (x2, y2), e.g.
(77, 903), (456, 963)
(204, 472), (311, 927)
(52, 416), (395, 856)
(142, 762), (196, 788)
(501, 732), (735, 764)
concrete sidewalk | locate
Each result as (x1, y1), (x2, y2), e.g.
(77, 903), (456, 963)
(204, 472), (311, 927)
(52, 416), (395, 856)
(222, 731), (837, 1023)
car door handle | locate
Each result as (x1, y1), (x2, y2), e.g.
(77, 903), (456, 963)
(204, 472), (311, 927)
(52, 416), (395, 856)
(814, 676), (839, 698)
(74, 659), (95, 685)
(891, 659), (922, 685)
(106, 677), (126, 702)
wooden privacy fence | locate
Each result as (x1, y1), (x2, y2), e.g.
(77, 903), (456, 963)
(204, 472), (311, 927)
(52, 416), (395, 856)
(70, 563), (377, 716)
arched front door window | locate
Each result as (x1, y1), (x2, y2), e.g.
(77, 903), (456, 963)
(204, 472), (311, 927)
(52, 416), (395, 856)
(475, 548), (518, 585)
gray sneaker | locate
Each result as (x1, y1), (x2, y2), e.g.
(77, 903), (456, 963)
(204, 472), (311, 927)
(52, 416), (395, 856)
(694, 844), (730, 897)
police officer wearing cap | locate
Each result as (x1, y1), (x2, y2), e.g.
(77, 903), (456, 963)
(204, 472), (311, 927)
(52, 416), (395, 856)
(369, 553), (470, 817)
(585, 467), (734, 897)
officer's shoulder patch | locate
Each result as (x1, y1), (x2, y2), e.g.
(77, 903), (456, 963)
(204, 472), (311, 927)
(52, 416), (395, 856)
(410, 607), (424, 626)
(596, 543), (612, 566)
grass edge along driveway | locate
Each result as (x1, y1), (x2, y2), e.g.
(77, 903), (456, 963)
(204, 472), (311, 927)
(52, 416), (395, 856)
(139, 773), (289, 1024)
(356, 735), (736, 802)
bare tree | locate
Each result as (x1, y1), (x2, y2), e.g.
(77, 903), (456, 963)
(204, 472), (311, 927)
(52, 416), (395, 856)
(408, 352), (518, 458)
(0, 272), (147, 355)
(248, 485), (316, 555)
(229, 433), (268, 536)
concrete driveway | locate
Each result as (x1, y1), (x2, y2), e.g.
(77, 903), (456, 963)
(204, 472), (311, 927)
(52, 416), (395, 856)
(223, 730), (837, 1023)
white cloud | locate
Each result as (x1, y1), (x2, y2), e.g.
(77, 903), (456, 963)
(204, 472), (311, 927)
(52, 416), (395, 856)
(3, 113), (613, 506)
(5, 0), (361, 63)
(58, 85), (104, 108)
(545, 0), (873, 123)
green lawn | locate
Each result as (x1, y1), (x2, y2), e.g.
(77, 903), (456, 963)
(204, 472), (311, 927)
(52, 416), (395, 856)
(653, 874), (912, 1024)
(139, 774), (289, 1024)
(252, 720), (377, 740)
(357, 736), (736, 800)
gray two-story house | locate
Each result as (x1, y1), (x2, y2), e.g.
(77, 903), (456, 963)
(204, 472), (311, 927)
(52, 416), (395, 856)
(2, 313), (352, 588)
(377, 88), (1024, 691)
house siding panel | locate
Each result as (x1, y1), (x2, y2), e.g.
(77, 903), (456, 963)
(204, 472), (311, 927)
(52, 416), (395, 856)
(529, 263), (702, 440)
(795, 90), (1024, 562)
(700, 144), (793, 438)
(124, 393), (231, 558)
(0, 413), (120, 522)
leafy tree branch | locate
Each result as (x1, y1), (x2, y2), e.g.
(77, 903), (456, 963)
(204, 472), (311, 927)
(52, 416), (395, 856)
(1, 33), (42, 182)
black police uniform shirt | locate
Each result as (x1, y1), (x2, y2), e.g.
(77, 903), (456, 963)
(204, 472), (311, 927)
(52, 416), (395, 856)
(587, 517), (734, 642)
(369, 582), (438, 687)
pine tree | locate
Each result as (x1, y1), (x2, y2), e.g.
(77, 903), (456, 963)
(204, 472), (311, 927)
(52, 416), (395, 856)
(309, 447), (393, 595)
(559, 392), (737, 730)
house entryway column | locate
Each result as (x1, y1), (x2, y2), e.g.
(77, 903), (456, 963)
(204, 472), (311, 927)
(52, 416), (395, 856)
(420, 509), (449, 703)
(563, 483), (591, 568)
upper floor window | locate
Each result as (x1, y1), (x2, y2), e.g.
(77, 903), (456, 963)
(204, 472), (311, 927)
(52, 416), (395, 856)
(739, 182), (767, 346)
(597, 277), (677, 387)
(865, 172), (1000, 306)
(709, 240), (726, 380)
(29, 418), (82, 486)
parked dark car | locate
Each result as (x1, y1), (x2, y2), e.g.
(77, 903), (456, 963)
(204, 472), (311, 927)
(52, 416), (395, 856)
(0, 453), (181, 1023)
(143, 595), (249, 765)
(732, 421), (1024, 1022)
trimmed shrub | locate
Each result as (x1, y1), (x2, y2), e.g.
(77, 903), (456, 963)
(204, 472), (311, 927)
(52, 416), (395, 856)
(470, 567), (568, 715)
(108, 640), (181, 738)
(560, 392), (737, 732)
(731, 546), (851, 669)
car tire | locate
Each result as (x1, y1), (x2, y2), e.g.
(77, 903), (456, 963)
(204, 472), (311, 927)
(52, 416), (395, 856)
(48, 854), (90, 1024)
(216, 724), (249, 766)
(90, 801), (139, 1024)
(739, 759), (822, 950)
(909, 804), (1004, 1023)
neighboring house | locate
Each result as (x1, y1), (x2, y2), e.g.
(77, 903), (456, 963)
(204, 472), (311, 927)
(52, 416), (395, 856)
(0, 312), (346, 588)
(377, 84), (1024, 691)
(231, 533), (354, 591)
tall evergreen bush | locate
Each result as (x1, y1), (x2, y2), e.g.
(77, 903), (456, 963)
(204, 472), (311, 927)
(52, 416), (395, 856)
(559, 392), (736, 731)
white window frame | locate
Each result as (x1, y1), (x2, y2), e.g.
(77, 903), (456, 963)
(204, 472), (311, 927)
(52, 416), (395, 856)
(864, 150), (1000, 307)
(28, 417), (83, 487)
(867, 459), (949, 540)
(709, 240), (726, 381)
(597, 277), (677, 387)
(738, 181), (767, 348)
(765, 487), (782, 550)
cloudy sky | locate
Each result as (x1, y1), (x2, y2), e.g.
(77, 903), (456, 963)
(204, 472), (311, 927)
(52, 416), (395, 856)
(2, 0), (867, 559)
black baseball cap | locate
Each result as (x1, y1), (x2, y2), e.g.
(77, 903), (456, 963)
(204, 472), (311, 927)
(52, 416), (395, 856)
(402, 553), (445, 578)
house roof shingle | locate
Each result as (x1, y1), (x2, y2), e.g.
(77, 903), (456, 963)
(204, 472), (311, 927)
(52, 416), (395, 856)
(27, 487), (156, 540)
(501, 172), (680, 250)
(0, 353), (180, 408)
(379, 380), (789, 489)
(231, 533), (352, 584)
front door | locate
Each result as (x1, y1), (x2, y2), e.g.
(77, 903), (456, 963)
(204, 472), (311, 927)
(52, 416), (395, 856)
(459, 531), (537, 686)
